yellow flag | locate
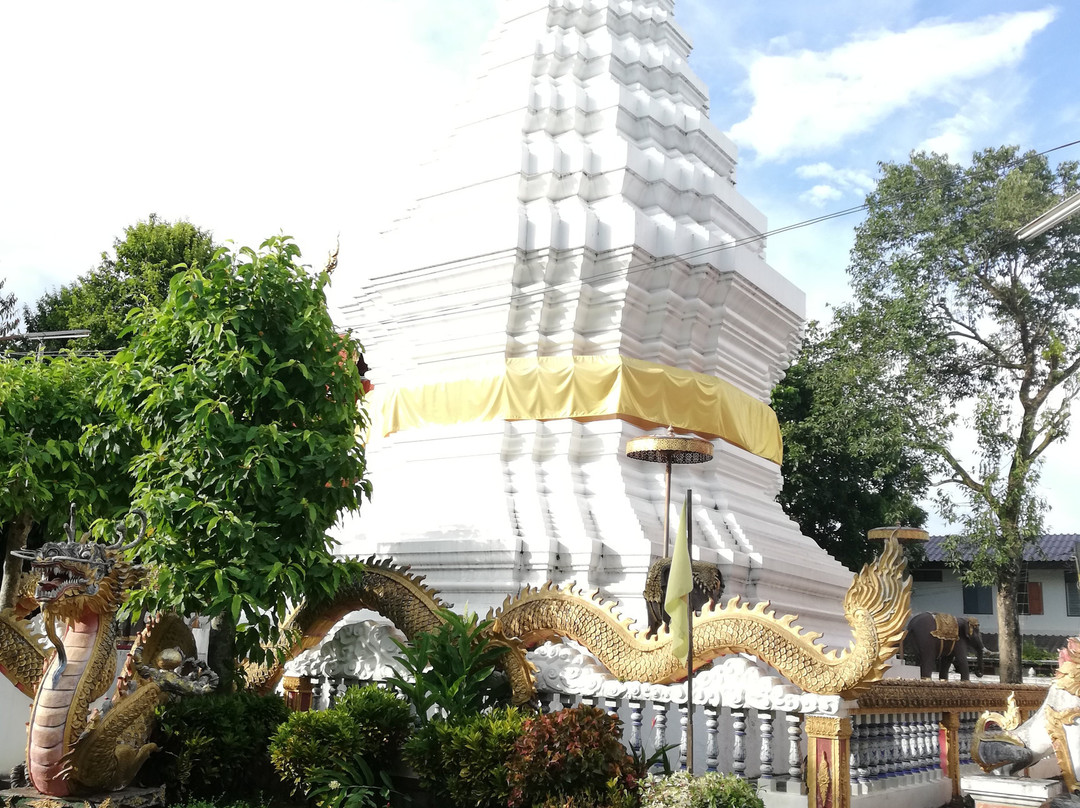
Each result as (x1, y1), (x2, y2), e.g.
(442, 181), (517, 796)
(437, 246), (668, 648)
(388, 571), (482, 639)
(665, 499), (693, 664)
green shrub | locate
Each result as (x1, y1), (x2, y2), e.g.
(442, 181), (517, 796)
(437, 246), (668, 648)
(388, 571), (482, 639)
(270, 708), (360, 790)
(142, 692), (289, 802)
(506, 705), (641, 808)
(305, 758), (395, 808)
(388, 609), (512, 724)
(1022, 639), (1057, 661)
(404, 708), (527, 808)
(639, 771), (764, 808)
(269, 684), (412, 796)
(332, 685), (413, 767)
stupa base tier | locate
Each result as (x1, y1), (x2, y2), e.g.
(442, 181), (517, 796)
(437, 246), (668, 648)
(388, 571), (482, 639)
(339, 418), (855, 646)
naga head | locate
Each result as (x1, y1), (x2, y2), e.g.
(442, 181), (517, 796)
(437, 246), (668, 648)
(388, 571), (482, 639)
(11, 505), (146, 621)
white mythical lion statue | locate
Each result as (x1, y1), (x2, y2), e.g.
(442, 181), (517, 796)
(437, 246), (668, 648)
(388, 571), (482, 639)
(974, 638), (1080, 807)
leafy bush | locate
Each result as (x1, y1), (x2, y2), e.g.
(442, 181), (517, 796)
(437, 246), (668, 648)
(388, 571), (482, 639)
(639, 771), (765, 808)
(506, 705), (640, 808)
(333, 685), (413, 767)
(142, 692), (289, 802)
(305, 758), (395, 808)
(269, 684), (411, 792)
(388, 609), (512, 724)
(404, 708), (526, 808)
(1022, 639), (1057, 661)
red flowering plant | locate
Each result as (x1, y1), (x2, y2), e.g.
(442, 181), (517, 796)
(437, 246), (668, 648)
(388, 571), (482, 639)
(506, 705), (641, 808)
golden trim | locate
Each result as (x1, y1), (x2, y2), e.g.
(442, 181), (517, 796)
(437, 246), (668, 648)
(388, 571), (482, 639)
(972, 692), (1024, 772)
(625, 435), (713, 464)
(866, 526), (929, 542)
(853, 679), (1047, 712)
(805, 715), (853, 740)
(815, 750), (830, 806)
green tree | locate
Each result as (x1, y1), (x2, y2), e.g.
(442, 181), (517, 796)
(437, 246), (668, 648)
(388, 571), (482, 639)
(94, 236), (370, 682)
(837, 145), (1080, 682)
(23, 214), (215, 351)
(772, 321), (929, 571)
(0, 278), (18, 337)
(0, 354), (131, 609)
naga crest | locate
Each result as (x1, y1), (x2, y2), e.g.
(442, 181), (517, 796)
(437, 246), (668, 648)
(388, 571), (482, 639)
(10, 505), (146, 621)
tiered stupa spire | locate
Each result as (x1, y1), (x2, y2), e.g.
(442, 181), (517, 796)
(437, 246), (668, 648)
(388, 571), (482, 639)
(337, 0), (853, 638)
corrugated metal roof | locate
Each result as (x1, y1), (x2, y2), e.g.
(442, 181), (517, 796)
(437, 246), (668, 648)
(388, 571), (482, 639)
(925, 534), (1080, 563)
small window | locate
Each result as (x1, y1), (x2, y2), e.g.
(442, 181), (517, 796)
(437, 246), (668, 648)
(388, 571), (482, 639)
(963, 585), (994, 615)
(1066, 571), (1080, 617)
(912, 570), (943, 582)
(1020, 581), (1043, 615)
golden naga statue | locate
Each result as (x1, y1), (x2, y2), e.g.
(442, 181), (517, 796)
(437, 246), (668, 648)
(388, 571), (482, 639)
(491, 531), (911, 698)
(2, 518), (910, 796)
(0, 509), (216, 797)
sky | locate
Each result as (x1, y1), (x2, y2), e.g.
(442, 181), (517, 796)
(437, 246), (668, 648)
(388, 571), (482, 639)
(1, 0), (1078, 533)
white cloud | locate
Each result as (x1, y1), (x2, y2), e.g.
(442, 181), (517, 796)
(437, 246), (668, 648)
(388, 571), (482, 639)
(801, 184), (844, 207)
(795, 163), (876, 206)
(917, 90), (1019, 159)
(729, 9), (1055, 161)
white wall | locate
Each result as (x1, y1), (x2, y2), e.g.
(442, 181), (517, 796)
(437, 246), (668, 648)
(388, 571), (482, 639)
(911, 568), (1080, 639)
(0, 685), (29, 774)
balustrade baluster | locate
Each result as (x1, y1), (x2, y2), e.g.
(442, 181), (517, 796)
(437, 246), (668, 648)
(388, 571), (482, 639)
(679, 704), (690, 770)
(912, 713), (925, 775)
(705, 705), (720, 773)
(787, 713), (803, 781)
(921, 713), (934, 774)
(628, 699), (644, 759)
(759, 709), (774, 781)
(855, 715), (870, 792)
(653, 702), (669, 773)
(899, 713), (912, 777)
(606, 696), (621, 721)
(312, 676), (323, 710)
(931, 712), (942, 773)
(732, 709), (747, 779)
(581, 694), (597, 709)
(959, 712), (971, 763)
(887, 713), (902, 778)
(869, 715), (884, 784)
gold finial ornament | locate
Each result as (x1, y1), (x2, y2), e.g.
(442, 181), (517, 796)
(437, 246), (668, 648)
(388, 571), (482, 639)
(867, 525), (929, 542)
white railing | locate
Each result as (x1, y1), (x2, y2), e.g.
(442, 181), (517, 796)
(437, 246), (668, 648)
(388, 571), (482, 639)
(282, 622), (1050, 808)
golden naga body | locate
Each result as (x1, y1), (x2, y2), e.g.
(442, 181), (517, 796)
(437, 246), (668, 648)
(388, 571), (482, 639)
(492, 532), (910, 698)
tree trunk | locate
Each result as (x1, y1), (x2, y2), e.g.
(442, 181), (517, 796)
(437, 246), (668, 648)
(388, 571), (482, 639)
(207, 613), (237, 693)
(0, 511), (34, 611)
(996, 580), (1023, 683)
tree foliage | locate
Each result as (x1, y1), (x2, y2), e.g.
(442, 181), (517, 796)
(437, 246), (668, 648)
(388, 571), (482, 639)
(835, 145), (1080, 681)
(94, 235), (370, 666)
(23, 214), (215, 351)
(0, 278), (18, 337)
(773, 321), (929, 571)
(0, 354), (131, 608)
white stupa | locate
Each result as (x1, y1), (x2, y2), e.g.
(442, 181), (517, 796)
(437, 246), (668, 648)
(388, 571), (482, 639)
(336, 0), (854, 641)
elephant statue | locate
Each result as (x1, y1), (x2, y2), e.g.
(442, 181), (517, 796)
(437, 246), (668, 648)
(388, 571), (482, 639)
(906, 611), (985, 681)
(644, 557), (724, 638)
